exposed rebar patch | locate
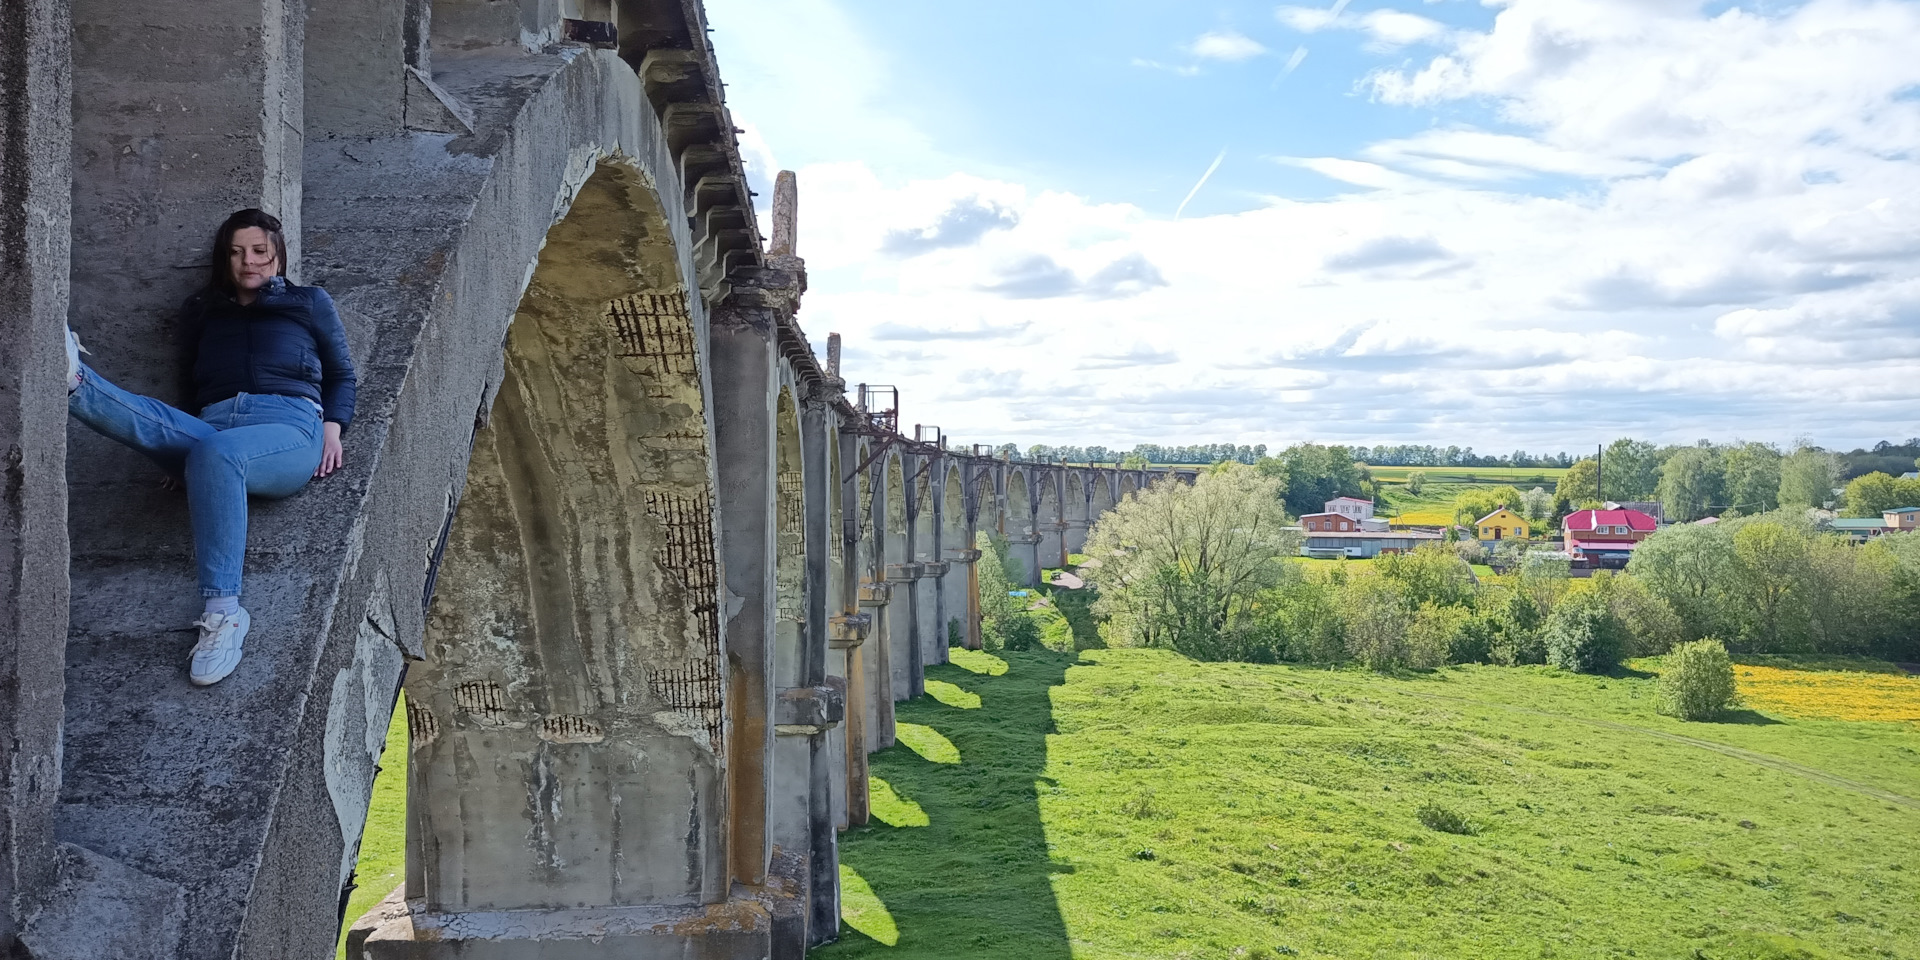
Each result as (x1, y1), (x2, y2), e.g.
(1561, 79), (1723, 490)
(453, 680), (508, 722)
(407, 698), (440, 746)
(606, 294), (696, 375)
(537, 715), (606, 744)
(645, 488), (725, 748)
(645, 665), (725, 747)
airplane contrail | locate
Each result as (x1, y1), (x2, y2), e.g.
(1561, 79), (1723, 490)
(1175, 150), (1227, 220)
(1273, 44), (1310, 87)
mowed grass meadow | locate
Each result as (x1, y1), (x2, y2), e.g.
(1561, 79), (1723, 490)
(815, 648), (1920, 960)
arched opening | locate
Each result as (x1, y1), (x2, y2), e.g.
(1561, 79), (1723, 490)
(1120, 474), (1139, 503)
(941, 464), (971, 653)
(773, 387), (806, 687)
(911, 461), (937, 675)
(1064, 471), (1090, 556)
(406, 159), (727, 912)
(1006, 470), (1032, 538)
(1036, 470), (1065, 571)
(1005, 470), (1038, 586)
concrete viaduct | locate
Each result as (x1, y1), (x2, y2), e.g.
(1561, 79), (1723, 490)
(0, 2), (1185, 957)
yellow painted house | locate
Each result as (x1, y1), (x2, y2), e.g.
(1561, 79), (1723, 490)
(1475, 508), (1530, 542)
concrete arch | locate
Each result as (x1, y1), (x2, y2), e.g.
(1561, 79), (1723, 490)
(773, 386), (807, 686)
(1120, 472), (1140, 502)
(1005, 468), (1039, 586)
(1036, 469), (1066, 572)
(940, 464), (970, 653)
(910, 460), (938, 679)
(1064, 471), (1091, 556)
(973, 463), (998, 535)
(409, 159), (727, 914)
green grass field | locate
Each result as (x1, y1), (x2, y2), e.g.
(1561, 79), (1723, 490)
(815, 647), (1920, 960)
(338, 699), (407, 957)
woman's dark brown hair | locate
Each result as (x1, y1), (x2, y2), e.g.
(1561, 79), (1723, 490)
(207, 208), (288, 294)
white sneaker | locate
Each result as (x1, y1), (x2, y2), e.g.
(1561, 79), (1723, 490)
(189, 607), (250, 686)
(65, 327), (85, 392)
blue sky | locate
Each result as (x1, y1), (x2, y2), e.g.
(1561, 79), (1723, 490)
(705, 0), (1920, 454)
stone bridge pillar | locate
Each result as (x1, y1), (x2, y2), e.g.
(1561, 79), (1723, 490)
(866, 455), (899, 748)
(712, 292), (781, 902)
(830, 431), (872, 826)
(1037, 469), (1068, 571)
(2, 4), (98, 953)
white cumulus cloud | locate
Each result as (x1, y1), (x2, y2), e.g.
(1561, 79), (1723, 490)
(1188, 30), (1269, 61)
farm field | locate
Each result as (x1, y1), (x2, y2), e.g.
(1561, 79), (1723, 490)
(1369, 466), (1570, 484)
(814, 647), (1920, 960)
(1368, 467), (1566, 526)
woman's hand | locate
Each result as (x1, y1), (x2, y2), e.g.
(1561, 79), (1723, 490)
(316, 421), (345, 478)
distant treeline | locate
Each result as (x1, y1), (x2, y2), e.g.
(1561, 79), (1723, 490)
(1005, 443), (1268, 465)
(998, 439), (1919, 475)
(1075, 466), (1920, 669)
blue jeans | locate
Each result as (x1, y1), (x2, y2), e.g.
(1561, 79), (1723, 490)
(69, 364), (323, 598)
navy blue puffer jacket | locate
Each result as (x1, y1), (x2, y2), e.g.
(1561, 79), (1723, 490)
(178, 277), (358, 429)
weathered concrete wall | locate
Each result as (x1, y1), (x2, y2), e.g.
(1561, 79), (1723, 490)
(0, 0), (71, 951)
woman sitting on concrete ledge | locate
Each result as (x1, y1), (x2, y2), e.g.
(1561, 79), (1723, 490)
(65, 208), (357, 686)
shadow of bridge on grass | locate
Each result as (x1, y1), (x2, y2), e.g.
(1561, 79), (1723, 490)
(812, 649), (1075, 959)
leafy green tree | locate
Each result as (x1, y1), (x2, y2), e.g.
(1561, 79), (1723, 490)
(1573, 571), (1683, 655)
(1628, 521), (1739, 641)
(1407, 602), (1470, 669)
(1083, 465), (1301, 655)
(1340, 574), (1422, 670)
(1657, 639), (1737, 720)
(976, 532), (1037, 650)
(1261, 444), (1368, 517)
(1262, 566), (1348, 663)
(1802, 533), (1899, 654)
(1602, 438), (1662, 501)
(1555, 458), (1600, 509)
(1118, 452), (1149, 469)
(1720, 442), (1781, 514)
(1406, 470), (1428, 495)
(1484, 584), (1547, 665)
(1778, 446), (1841, 509)
(1376, 543), (1476, 607)
(1452, 485), (1526, 528)
(1733, 521), (1809, 649)
(1657, 446), (1724, 522)
(1520, 486), (1553, 521)
(1842, 472), (1920, 516)
(1544, 590), (1629, 673)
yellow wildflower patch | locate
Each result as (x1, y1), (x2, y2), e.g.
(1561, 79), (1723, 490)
(1734, 664), (1920, 724)
(1391, 510), (1455, 527)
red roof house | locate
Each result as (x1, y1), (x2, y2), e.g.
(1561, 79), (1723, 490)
(1562, 508), (1657, 568)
